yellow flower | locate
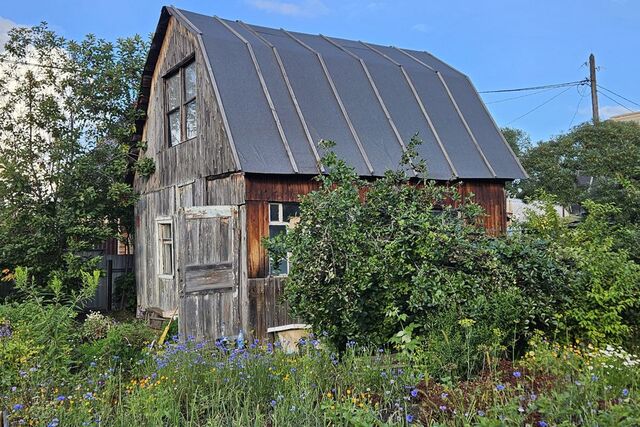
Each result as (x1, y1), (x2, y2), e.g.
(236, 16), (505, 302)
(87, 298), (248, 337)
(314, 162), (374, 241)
(327, 392), (333, 399)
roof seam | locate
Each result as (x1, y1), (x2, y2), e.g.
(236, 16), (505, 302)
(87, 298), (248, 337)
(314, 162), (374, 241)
(282, 29), (375, 175)
(321, 35), (417, 177)
(168, 7), (242, 170)
(396, 47), (497, 178)
(463, 75), (529, 179)
(214, 17), (299, 174)
(361, 42), (458, 179)
(237, 20), (325, 174)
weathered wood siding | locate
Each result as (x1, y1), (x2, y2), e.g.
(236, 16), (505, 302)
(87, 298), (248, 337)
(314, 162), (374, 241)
(134, 16), (236, 196)
(133, 14), (244, 341)
(459, 181), (507, 235)
(248, 277), (300, 341)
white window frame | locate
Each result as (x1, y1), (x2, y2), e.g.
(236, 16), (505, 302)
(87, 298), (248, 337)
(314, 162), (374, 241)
(268, 203), (298, 277)
(165, 58), (197, 147)
(156, 217), (174, 279)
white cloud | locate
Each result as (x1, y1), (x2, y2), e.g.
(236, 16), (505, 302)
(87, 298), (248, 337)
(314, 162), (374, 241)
(0, 16), (18, 52)
(247, 0), (329, 17)
(411, 23), (430, 33)
(600, 104), (633, 119)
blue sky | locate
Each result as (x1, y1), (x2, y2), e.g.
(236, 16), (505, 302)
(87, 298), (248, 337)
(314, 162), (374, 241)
(2, 0), (639, 142)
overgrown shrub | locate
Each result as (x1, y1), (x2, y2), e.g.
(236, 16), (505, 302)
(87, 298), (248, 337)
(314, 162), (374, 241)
(520, 199), (640, 346)
(80, 311), (115, 341)
(0, 267), (99, 389)
(265, 140), (570, 378)
(77, 321), (155, 369)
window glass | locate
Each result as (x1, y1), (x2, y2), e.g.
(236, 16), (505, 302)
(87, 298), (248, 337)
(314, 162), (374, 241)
(283, 203), (300, 222)
(184, 62), (196, 100)
(185, 100), (197, 140)
(168, 111), (181, 146)
(159, 222), (173, 276)
(269, 203), (280, 222)
(161, 242), (173, 275)
(167, 74), (180, 111)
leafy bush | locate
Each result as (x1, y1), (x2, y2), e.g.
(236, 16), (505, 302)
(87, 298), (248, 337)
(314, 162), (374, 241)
(521, 200), (640, 346)
(77, 320), (155, 369)
(266, 140), (570, 378)
(0, 267), (99, 389)
(80, 311), (115, 341)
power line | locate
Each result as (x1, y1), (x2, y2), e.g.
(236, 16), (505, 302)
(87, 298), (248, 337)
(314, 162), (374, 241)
(479, 79), (588, 94)
(596, 84), (640, 110)
(598, 90), (635, 113)
(568, 86), (587, 128)
(484, 86), (559, 105)
(506, 86), (573, 125)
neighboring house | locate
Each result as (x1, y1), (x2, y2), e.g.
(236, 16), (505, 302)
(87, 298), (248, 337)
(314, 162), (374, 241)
(133, 6), (527, 340)
(506, 198), (571, 229)
(610, 111), (640, 124)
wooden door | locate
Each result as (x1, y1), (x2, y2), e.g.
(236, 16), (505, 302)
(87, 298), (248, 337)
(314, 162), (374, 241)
(177, 205), (240, 340)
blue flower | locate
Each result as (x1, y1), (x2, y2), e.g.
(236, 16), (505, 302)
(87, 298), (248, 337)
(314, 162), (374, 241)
(591, 374), (599, 382)
(622, 388), (629, 397)
(47, 418), (60, 427)
(477, 410), (485, 417)
(405, 414), (414, 423)
(513, 371), (522, 378)
(410, 389), (418, 398)
(496, 384), (505, 391)
(56, 395), (66, 401)
(538, 422), (548, 427)
(84, 392), (94, 400)
(441, 392), (448, 399)
(530, 393), (538, 401)
(270, 400), (277, 407)
(13, 404), (23, 411)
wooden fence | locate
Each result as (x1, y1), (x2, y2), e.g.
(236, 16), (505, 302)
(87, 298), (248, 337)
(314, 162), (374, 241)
(248, 276), (300, 340)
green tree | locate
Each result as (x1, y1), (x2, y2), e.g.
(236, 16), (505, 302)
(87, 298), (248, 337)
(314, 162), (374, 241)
(517, 121), (640, 255)
(0, 23), (148, 289)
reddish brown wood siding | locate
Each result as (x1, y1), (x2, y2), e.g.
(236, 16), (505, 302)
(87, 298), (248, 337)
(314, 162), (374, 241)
(245, 174), (508, 278)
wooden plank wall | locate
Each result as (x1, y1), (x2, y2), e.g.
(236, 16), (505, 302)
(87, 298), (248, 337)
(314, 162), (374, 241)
(134, 16), (237, 196)
(248, 277), (300, 341)
(459, 181), (507, 235)
(135, 174), (245, 313)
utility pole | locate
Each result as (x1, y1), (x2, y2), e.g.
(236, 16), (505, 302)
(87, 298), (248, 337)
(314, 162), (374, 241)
(589, 53), (600, 124)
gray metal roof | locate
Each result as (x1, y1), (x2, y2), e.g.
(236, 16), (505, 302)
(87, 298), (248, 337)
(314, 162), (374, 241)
(167, 7), (527, 180)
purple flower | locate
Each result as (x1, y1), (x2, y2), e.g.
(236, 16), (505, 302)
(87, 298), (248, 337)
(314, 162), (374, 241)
(84, 392), (94, 400)
(530, 393), (538, 401)
(538, 422), (548, 427)
(496, 384), (505, 391)
(622, 388), (629, 397)
(441, 392), (448, 399)
(270, 400), (277, 407)
(405, 414), (414, 423)
(513, 371), (522, 378)
(56, 395), (66, 401)
(410, 389), (418, 398)
(439, 405), (447, 411)
(13, 404), (23, 411)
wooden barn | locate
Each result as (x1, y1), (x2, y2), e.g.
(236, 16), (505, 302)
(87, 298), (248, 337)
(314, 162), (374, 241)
(133, 6), (527, 341)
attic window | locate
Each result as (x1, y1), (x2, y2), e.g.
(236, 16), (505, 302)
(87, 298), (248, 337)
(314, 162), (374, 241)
(165, 59), (197, 147)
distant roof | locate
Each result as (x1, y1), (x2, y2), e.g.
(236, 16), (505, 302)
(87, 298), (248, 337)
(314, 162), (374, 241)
(141, 6), (527, 180)
(609, 111), (640, 124)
